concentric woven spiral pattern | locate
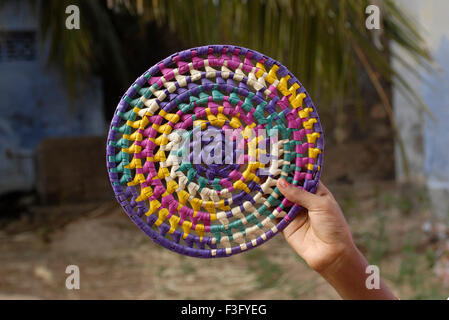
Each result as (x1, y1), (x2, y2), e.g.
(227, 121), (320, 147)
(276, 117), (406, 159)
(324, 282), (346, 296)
(106, 45), (324, 258)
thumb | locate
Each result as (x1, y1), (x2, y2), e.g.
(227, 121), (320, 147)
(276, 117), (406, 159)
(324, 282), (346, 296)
(276, 178), (319, 209)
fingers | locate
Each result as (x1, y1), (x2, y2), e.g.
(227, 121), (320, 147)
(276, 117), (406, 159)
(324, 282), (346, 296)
(280, 209), (308, 238)
(274, 209), (308, 240)
(316, 181), (331, 196)
(276, 178), (320, 209)
(315, 181), (338, 203)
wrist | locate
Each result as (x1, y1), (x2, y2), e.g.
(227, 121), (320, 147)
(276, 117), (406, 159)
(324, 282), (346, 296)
(318, 241), (366, 280)
(316, 241), (397, 300)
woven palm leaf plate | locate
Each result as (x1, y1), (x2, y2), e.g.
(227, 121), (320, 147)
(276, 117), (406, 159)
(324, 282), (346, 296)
(106, 45), (324, 258)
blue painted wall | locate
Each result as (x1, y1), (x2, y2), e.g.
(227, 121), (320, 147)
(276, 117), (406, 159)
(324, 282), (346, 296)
(0, 1), (105, 193)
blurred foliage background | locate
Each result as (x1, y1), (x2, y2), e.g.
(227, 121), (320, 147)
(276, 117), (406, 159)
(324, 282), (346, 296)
(37, 1), (432, 116)
(33, 0), (435, 171)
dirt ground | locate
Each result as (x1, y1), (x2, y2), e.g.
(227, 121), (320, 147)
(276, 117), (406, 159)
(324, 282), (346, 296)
(1, 176), (448, 299)
(0, 198), (334, 299)
(1, 113), (448, 299)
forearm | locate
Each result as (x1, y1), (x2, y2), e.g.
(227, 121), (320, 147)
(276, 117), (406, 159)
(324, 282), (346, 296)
(319, 243), (397, 300)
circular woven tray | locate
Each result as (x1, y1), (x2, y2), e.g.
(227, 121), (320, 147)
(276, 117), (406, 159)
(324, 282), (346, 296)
(106, 45), (324, 258)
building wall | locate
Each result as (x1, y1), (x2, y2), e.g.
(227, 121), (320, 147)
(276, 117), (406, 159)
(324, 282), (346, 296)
(0, 0), (106, 194)
(393, 0), (449, 221)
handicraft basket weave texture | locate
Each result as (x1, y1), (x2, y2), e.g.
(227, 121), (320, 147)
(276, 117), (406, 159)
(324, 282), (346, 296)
(106, 45), (324, 258)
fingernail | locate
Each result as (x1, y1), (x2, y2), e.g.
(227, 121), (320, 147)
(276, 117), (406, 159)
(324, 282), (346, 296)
(278, 178), (289, 188)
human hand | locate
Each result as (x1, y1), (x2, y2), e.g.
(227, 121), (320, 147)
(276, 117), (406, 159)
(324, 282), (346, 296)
(276, 178), (397, 299)
(276, 178), (354, 274)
